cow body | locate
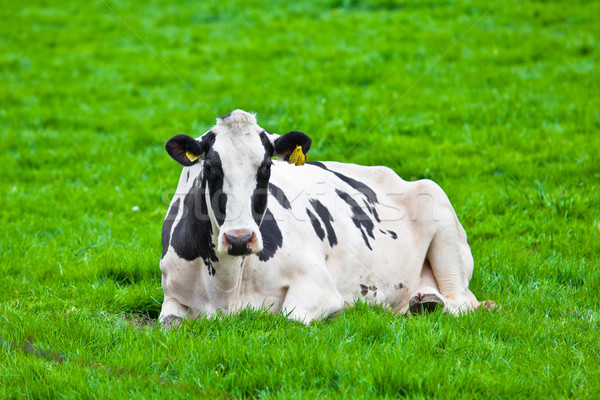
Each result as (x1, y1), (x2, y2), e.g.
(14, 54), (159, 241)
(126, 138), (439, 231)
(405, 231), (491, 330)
(159, 110), (481, 326)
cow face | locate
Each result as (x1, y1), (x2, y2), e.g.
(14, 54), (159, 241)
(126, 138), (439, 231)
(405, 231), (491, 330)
(165, 110), (311, 257)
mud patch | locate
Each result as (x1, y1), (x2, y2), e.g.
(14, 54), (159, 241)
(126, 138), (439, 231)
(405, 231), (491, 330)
(126, 314), (157, 330)
(0, 336), (64, 363)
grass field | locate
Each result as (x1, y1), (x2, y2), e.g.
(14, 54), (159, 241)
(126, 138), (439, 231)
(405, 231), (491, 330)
(1, 0), (599, 398)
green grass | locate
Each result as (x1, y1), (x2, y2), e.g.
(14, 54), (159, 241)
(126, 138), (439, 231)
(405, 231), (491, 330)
(1, 0), (599, 398)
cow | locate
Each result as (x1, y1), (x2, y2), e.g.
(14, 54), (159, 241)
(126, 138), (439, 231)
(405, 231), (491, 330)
(159, 110), (488, 328)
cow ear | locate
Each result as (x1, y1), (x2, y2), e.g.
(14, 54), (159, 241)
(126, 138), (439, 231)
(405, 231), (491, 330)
(273, 131), (312, 161)
(165, 134), (204, 166)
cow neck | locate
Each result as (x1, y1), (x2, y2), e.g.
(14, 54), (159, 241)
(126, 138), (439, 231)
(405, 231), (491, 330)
(206, 253), (246, 311)
(204, 191), (246, 311)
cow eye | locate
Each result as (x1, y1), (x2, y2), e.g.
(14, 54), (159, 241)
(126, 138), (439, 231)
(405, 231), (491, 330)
(204, 164), (212, 174)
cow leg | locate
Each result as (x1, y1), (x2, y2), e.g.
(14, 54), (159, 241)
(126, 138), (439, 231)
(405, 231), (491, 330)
(159, 296), (190, 329)
(281, 277), (344, 324)
(411, 255), (492, 315)
(409, 258), (445, 314)
(426, 213), (479, 315)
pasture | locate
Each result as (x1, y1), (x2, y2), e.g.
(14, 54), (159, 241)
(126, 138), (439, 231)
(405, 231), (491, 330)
(1, 0), (599, 398)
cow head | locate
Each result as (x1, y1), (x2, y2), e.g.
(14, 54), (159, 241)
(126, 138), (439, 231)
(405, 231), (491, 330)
(165, 110), (311, 256)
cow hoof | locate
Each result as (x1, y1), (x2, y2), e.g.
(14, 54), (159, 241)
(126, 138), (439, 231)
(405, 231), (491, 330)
(161, 315), (183, 330)
(409, 293), (443, 314)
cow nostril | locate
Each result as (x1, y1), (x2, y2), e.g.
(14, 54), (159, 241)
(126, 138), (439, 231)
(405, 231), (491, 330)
(225, 233), (253, 255)
(225, 234), (252, 246)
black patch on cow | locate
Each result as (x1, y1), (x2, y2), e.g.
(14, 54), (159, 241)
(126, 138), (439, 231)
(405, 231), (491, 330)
(387, 230), (398, 239)
(269, 182), (291, 210)
(206, 261), (216, 276)
(257, 209), (283, 262)
(171, 175), (219, 269)
(204, 151), (226, 227)
(372, 208), (380, 222)
(219, 111), (233, 120)
(186, 170), (190, 183)
(308, 161), (378, 205)
(360, 284), (378, 296)
(363, 199), (381, 222)
(306, 208), (325, 241)
(274, 131), (312, 161)
(394, 282), (404, 290)
(336, 189), (375, 250)
(307, 161), (325, 168)
(252, 159), (272, 225)
(379, 229), (386, 235)
(309, 199), (338, 247)
(161, 198), (180, 258)
(260, 130), (274, 158)
(200, 130), (216, 149)
(250, 132), (277, 225)
(360, 284), (369, 296)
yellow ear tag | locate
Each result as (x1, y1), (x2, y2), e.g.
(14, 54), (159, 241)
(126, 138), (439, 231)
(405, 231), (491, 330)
(288, 145), (307, 166)
(186, 151), (201, 162)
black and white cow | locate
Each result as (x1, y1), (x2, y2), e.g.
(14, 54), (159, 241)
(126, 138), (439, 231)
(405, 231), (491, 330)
(159, 110), (487, 327)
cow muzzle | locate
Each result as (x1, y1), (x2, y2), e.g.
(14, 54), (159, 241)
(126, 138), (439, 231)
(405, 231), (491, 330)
(222, 229), (258, 256)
